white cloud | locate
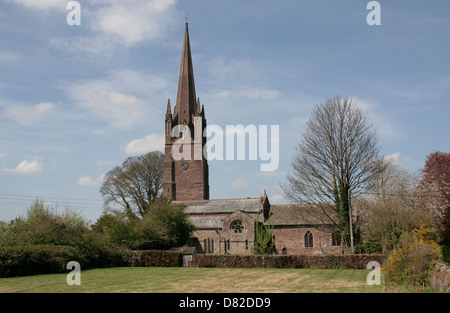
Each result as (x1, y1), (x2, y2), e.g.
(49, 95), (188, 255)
(6, 0), (64, 10)
(93, 0), (177, 45)
(48, 0), (178, 52)
(384, 152), (402, 165)
(384, 152), (412, 167)
(63, 70), (171, 129)
(50, 35), (118, 55)
(205, 57), (280, 101)
(269, 194), (286, 203)
(2, 160), (43, 174)
(76, 176), (97, 186)
(254, 171), (287, 178)
(123, 133), (165, 155)
(75, 174), (105, 187)
(0, 153), (5, 158)
(0, 51), (19, 62)
(236, 87), (280, 100)
(2, 102), (55, 125)
(352, 96), (401, 140)
(231, 178), (249, 190)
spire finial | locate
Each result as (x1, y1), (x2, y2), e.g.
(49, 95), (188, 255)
(185, 11), (190, 23)
(166, 98), (171, 115)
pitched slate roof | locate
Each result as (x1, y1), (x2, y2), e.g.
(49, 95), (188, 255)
(175, 197), (264, 215)
(269, 204), (337, 226)
(188, 215), (226, 229)
(177, 197), (340, 229)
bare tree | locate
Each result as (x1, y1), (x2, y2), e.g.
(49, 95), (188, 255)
(100, 151), (164, 218)
(282, 96), (384, 251)
(358, 159), (432, 253)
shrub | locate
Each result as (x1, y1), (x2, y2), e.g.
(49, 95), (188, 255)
(92, 199), (195, 250)
(0, 200), (127, 276)
(1, 200), (92, 247)
(383, 224), (443, 286)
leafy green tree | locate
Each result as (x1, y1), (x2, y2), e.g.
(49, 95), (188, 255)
(93, 198), (195, 250)
(100, 151), (164, 218)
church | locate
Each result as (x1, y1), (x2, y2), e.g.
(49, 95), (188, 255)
(164, 23), (341, 255)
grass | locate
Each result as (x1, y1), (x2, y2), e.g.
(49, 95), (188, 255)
(0, 267), (406, 293)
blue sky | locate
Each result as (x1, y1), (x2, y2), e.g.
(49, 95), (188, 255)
(0, 0), (449, 223)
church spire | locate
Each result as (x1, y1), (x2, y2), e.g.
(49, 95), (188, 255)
(166, 98), (172, 115)
(163, 22), (209, 201)
(174, 23), (197, 124)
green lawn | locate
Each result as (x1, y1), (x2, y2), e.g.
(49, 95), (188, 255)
(0, 267), (405, 293)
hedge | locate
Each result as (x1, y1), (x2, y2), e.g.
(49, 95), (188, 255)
(0, 245), (386, 278)
(124, 250), (183, 267)
(0, 244), (129, 278)
(0, 245), (80, 278)
(192, 254), (386, 269)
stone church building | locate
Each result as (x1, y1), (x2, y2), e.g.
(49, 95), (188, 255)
(164, 23), (341, 255)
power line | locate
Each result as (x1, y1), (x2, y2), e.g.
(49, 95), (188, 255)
(0, 193), (104, 212)
(0, 193), (103, 203)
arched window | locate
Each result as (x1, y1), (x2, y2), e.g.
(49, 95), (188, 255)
(332, 232), (341, 247)
(304, 231), (313, 248)
(230, 220), (245, 233)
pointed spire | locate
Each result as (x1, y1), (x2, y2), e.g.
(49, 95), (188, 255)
(166, 99), (172, 115)
(174, 23), (197, 124)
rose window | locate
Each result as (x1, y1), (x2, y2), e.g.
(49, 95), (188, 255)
(231, 220), (244, 233)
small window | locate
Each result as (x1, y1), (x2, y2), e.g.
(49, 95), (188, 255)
(230, 220), (245, 233)
(304, 231), (313, 248)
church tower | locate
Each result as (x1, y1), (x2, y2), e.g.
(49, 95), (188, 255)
(163, 23), (210, 201)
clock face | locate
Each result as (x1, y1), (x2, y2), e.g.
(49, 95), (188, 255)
(180, 162), (189, 170)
